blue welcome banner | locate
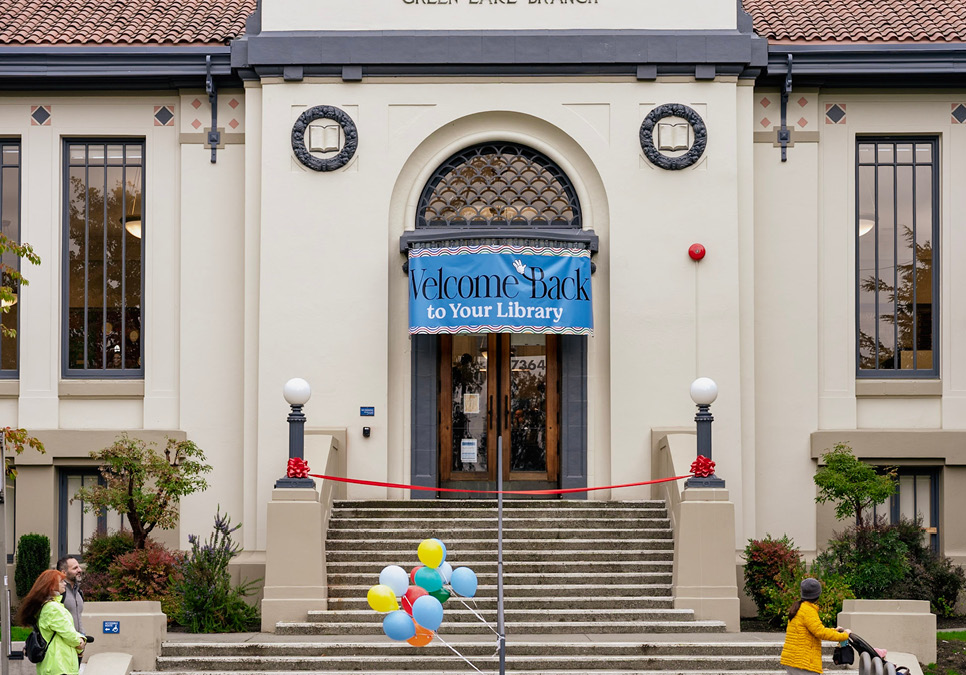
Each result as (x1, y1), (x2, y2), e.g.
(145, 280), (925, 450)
(409, 245), (593, 335)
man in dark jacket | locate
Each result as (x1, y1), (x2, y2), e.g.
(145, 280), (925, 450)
(56, 556), (85, 654)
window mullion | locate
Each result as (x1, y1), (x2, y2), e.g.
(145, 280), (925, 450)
(873, 146), (880, 369)
(911, 154), (918, 371)
(893, 144), (899, 371)
(83, 148), (90, 370)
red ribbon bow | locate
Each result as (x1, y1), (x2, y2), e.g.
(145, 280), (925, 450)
(690, 455), (716, 478)
(287, 457), (311, 479)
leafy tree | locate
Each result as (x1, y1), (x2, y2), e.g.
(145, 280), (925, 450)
(814, 443), (896, 527)
(0, 232), (45, 471)
(75, 435), (211, 549)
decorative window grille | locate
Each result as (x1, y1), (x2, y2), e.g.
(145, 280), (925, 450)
(417, 143), (581, 230)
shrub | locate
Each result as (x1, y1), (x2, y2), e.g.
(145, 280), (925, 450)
(173, 509), (260, 633)
(815, 523), (910, 599)
(107, 542), (184, 620)
(761, 563), (855, 628)
(14, 533), (50, 599)
(743, 535), (803, 618)
(816, 518), (965, 614)
(83, 530), (136, 574)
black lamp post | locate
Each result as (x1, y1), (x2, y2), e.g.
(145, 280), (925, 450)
(275, 377), (316, 488)
(684, 377), (726, 488)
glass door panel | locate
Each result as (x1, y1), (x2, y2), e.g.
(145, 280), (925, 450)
(439, 334), (496, 481)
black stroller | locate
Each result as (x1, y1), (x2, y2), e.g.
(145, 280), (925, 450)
(834, 631), (913, 675)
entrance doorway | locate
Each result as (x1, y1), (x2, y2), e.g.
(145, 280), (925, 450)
(438, 333), (559, 494)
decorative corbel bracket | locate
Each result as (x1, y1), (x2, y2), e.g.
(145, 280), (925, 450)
(206, 55), (221, 164)
(779, 53), (793, 162)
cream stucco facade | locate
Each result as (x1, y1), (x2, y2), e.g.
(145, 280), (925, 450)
(2, 0), (965, 603)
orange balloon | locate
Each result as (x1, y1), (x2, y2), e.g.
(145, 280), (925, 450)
(407, 624), (434, 647)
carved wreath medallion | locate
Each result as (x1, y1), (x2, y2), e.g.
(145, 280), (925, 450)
(639, 103), (708, 171)
(291, 105), (359, 172)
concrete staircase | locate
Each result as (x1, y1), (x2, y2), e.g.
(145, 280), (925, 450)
(150, 499), (849, 674)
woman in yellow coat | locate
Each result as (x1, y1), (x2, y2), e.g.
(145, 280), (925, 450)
(780, 578), (850, 674)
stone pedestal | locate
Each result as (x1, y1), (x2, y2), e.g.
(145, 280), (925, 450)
(671, 487), (740, 632)
(837, 598), (936, 666)
(260, 487), (327, 632)
(82, 601), (166, 671)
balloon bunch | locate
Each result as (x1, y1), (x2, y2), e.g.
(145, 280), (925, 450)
(366, 538), (479, 646)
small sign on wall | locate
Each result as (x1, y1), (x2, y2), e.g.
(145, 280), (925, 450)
(103, 621), (120, 634)
(460, 439), (478, 464)
(360, 407), (375, 417)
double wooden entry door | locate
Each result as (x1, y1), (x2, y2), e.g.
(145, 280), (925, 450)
(438, 333), (559, 490)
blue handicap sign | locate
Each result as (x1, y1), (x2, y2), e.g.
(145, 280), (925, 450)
(103, 621), (120, 634)
(360, 406), (375, 417)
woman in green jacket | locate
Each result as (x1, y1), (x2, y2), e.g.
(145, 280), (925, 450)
(780, 578), (850, 674)
(16, 569), (86, 675)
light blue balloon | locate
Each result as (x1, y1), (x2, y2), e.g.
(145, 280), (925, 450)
(411, 595), (444, 632)
(379, 565), (409, 597)
(383, 610), (416, 641)
(432, 538), (447, 563)
(450, 567), (478, 598)
(438, 561), (453, 584)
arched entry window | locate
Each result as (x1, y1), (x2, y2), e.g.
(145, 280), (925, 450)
(416, 142), (581, 230)
(406, 142), (592, 497)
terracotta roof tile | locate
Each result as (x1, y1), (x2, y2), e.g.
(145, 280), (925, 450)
(0, 0), (256, 45)
(744, 0), (966, 43)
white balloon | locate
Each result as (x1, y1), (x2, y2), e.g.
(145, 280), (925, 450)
(379, 565), (409, 597)
(438, 561), (453, 583)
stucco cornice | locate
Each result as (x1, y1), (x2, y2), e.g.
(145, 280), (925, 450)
(0, 46), (241, 89)
(762, 43), (966, 87)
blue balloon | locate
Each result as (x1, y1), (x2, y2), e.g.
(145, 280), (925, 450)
(432, 538), (447, 563)
(450, 567), (478, 598)
(383, 610), (416, 641)
(411, 595), (444, 632)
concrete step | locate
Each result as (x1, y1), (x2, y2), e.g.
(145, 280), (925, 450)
(326, 570), (672, 585)
(146, 670), (798, 675)
(328, 517), (671, 530)
(327, 528), (673, 541)
(304, 608), (697, 624)
(154, 654), (787, 671)
(275, 620), (728, 635)
(327, 560), (673, 573)
(159, 642), (786, 658)
(333, 499), (669, 509)
(326, 596), (674, 611)
(325, 538), (674, 551)
(324, 548), (675, 563)
(326, 583), (673, 598)
(333, 507), (669, 519)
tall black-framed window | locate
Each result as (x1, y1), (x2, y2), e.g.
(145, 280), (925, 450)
(63, 140), (144, 378)
(856, 138), (939, 378)
(872, 467), (940, 553)
(0, 141), (21, 376)
(58, 470), (127, 560)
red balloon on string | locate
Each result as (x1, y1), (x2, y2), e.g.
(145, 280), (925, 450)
(402, 585), (428, 615)
(410, 565), (424, 584)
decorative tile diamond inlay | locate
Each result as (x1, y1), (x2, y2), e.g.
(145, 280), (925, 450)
(154, 105), (174, 126)
(30, 105), (51, 126)
(228, 98), (240, 109)
(952, 104), (966, 124)
(228, 118), (239, 129)
(797, 97), (809, 108)
(760, 97), (771, 108)
(825, 103), (846, 124)
(798, 117), (808, 128)
(191, 118), (202, 129)
(191, 98), (203, 109)
(760, 117), (771, 128)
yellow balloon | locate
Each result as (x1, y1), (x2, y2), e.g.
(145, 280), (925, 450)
(367, 584), (399, 613)
(417, 539), (444, 569)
